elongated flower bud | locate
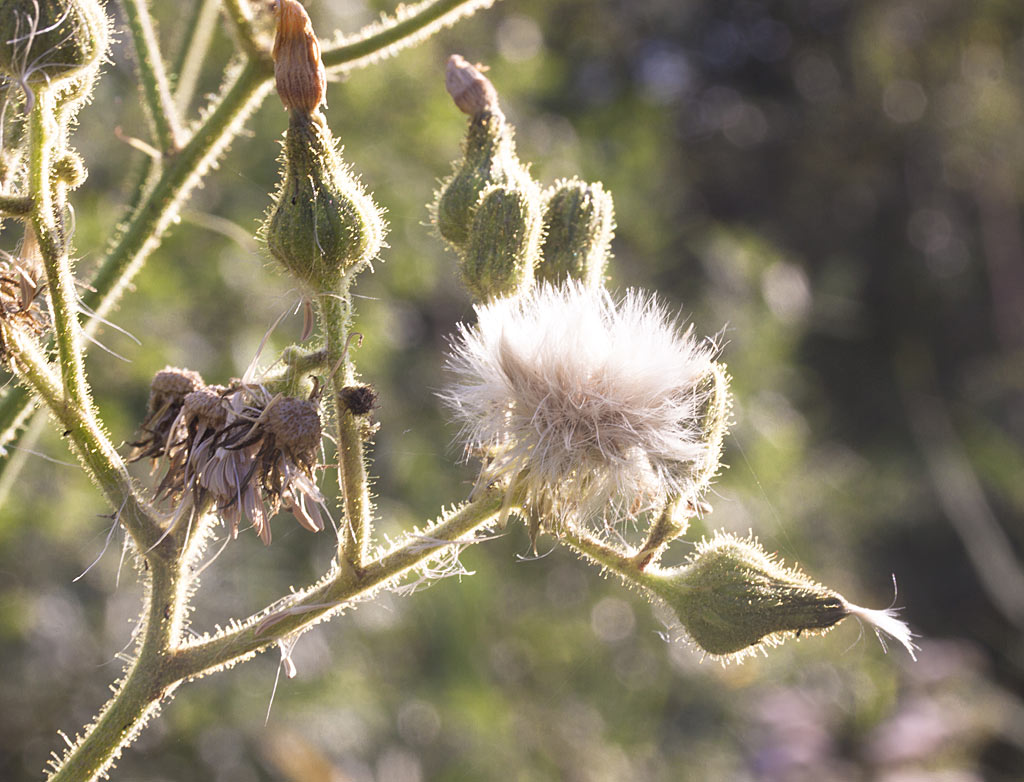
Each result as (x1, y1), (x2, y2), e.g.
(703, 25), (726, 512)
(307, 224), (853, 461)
(435, 55), (532, 250)
(263, 112), (384, 292)
(643, 533), (917, 662)
(0, 0), (107, 89)
(272, 0), (326, 115)
(460, 183), (543, 300)
(536, 179), (615, 288)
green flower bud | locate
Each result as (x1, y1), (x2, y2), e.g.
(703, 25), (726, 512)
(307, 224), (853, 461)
(263, 111), (385, 292)
(53, 151), (86, 189)
(645, 533), (848, 660)
(435, 57), (532, 250)
(536, 178), (615, 288)
(460, 183), (542, 300)
(0, 0), (108, 90)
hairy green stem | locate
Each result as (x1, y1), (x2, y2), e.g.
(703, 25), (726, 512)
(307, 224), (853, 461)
(48, 560), (183, 782)
(322, 0), (500, 71)
(119, 0), (185, 152)
(559, 525), (652, 586)
(318, 294), (372, 568)
(29, 94), (88, 408)
(170, 489), (504, 680)
(223, 0), (269, 62)
(5, 325), (166, 551)
(0, 193), (31, 215)
(171, 0), (221, 114)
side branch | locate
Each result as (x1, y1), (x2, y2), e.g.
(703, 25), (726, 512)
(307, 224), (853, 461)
(322, 0), (501, 72)
(119, 0), (185, 153)
(4, 326), (165, 551)
(168, 489), (505, 680)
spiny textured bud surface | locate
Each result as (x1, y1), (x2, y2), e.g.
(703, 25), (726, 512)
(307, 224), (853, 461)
(264, 112), (384, 291)
(0, 0), (108, 88)
(536, 179), (615, 288)
(460, 184), (542, 300)
(272, 0), (326, 115)
(436, 100), (531, 250)
(646, 533), (847, 660)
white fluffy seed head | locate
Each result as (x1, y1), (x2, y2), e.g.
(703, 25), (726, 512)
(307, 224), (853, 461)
(442, 281), (730, 525)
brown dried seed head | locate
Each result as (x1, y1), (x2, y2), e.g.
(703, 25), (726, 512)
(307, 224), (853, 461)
(266, 397), (322, 455)
(183, 387), (228, 429)
(446, 54), (499, 116)
(150, 367), (204, 402)
(272, 0), (327, 114)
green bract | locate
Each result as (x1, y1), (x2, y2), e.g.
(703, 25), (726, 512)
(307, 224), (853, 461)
(460, 183), (542, 300)
(645, 533), (848, 659)
(536, 178), (615, 288)
(0, 0), (107, 89)
(436, 110), (531, 249)
(264, 111), (384, 292)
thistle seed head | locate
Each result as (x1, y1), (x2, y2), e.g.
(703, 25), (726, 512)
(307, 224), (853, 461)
(443, 281), (730, 527)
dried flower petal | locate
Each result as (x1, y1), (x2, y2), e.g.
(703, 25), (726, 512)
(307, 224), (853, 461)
(272, 0), (327, 114)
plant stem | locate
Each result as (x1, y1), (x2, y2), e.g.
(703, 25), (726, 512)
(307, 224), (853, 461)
(170, 490), (504, 680)
(47, 560), (183, 782)
(4, 325), (166, 551)
(28, 94), (88, 409)
(0, 193), (31, 215)
(171, 0), (221, 114)
(318, 294), (372, 568)
(223, 0), (268, 61)
(119, 0), (184, 153)
(559, 525), (647, 584)
(322, 0), (500, 71)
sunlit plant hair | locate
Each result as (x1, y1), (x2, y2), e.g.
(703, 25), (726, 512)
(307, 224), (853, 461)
(0, 0), (918, 779)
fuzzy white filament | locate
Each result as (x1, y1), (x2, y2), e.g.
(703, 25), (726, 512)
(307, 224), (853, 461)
(443, 282), (721, 524)
(844, 601), (919, 660)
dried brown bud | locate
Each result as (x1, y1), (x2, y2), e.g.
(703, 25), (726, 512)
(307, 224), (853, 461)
(272, 0), (326, 114)
(446, 54), (499, 116)
(265, 397), (322, 459)
(337, 385), (378, 416)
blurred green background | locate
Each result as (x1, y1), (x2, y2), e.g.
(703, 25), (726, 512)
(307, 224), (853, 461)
(2, 0), (1024, 779)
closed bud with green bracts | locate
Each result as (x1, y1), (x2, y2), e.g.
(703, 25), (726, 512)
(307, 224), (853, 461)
(536, 179), (615, 288)
(0, 0), (108, 90)
(460, 183), (542, 300)
(644, 532), (848, 661)
(263, 111), (384, 292)
(435, 57), (532, 250)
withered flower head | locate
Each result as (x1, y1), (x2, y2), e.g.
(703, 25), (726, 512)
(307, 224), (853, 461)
(0, 232), (49, 359)
(128, 367), (205, 463)
(166, 386), (327, 545)
(272, 0), (327, 115)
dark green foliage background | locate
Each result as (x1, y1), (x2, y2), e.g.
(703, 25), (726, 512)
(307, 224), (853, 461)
(1, 0), (1022, 779)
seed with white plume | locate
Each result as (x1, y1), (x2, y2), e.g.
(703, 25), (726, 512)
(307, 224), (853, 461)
(442, 281), (729, 525)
